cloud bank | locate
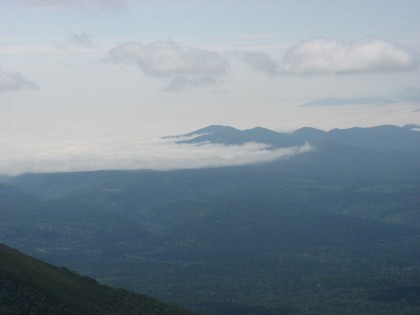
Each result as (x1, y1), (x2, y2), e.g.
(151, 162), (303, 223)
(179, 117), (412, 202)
(0, 67), (38, 92)
(106, 38), (418, 90)
(0, 136), (312, 175)
(108, 40), (229, 91)
(283, 39), (419, 75)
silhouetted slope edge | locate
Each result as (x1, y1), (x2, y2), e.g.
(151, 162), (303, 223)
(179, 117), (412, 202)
(0, 243), (198, 315)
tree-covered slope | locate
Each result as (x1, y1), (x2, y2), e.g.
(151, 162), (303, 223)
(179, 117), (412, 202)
(0, 243), (198, 315)
(2, 169), (420, 314)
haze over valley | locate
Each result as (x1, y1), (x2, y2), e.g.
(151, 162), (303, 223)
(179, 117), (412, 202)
(1, 1), (420, 314)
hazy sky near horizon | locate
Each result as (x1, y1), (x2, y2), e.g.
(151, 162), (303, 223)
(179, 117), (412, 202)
(1, 0), (420, 174)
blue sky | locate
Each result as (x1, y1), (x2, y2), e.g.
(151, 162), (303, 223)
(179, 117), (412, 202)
(1, 0), (419, 174)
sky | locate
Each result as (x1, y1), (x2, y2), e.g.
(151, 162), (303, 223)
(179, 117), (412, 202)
(1, 0), (420, 175)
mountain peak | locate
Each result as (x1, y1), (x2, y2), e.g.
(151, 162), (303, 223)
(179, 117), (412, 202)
(176, 125), (238, 138)
(170, 124), (420, 153)
(174, 125), (304, 147)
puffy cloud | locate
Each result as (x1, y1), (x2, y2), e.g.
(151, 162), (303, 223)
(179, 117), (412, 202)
(283, 39), (419, 75)
(108, 40), (228, 77)
(21, 0), (125, 10)
(0, 67), (38, 92)
(108, 40), (229, 91)
(106, 38), (419, 92)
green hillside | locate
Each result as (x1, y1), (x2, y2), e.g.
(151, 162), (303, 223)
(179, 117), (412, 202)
(0, 243), (198, 315)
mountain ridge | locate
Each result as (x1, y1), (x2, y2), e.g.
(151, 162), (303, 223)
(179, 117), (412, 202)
(170, 124), (420, 153)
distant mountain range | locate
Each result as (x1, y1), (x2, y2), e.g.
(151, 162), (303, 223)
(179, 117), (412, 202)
(170, 124), (420, 153)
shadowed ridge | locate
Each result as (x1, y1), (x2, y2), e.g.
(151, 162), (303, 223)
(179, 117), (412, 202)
(327, 125), (420, 152)
(168, 124), (420, 153)
(185, 125), (239, 135)
(0, 243), (199, 315)
(403, 124), (420, 130)
(175, 125), (304, 147)
(293, 127), (327, 143)
(165, 125), (238, 139)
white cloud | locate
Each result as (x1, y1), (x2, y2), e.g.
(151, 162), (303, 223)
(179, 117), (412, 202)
(0, 66), (38, 92)
(108, 40), (228, 77)
(283, 39), (419, 75)
(21, 0), (125, 10)
(107, 40), (229, 91)
(0, 136), (312, 175)
(106, 38), (419, 92)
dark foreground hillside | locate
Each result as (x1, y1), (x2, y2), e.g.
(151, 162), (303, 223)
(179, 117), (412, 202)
(0, 243), (198, 315)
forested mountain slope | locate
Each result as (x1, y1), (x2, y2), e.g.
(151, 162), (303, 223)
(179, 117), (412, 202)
(0, 243), (198, 315)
